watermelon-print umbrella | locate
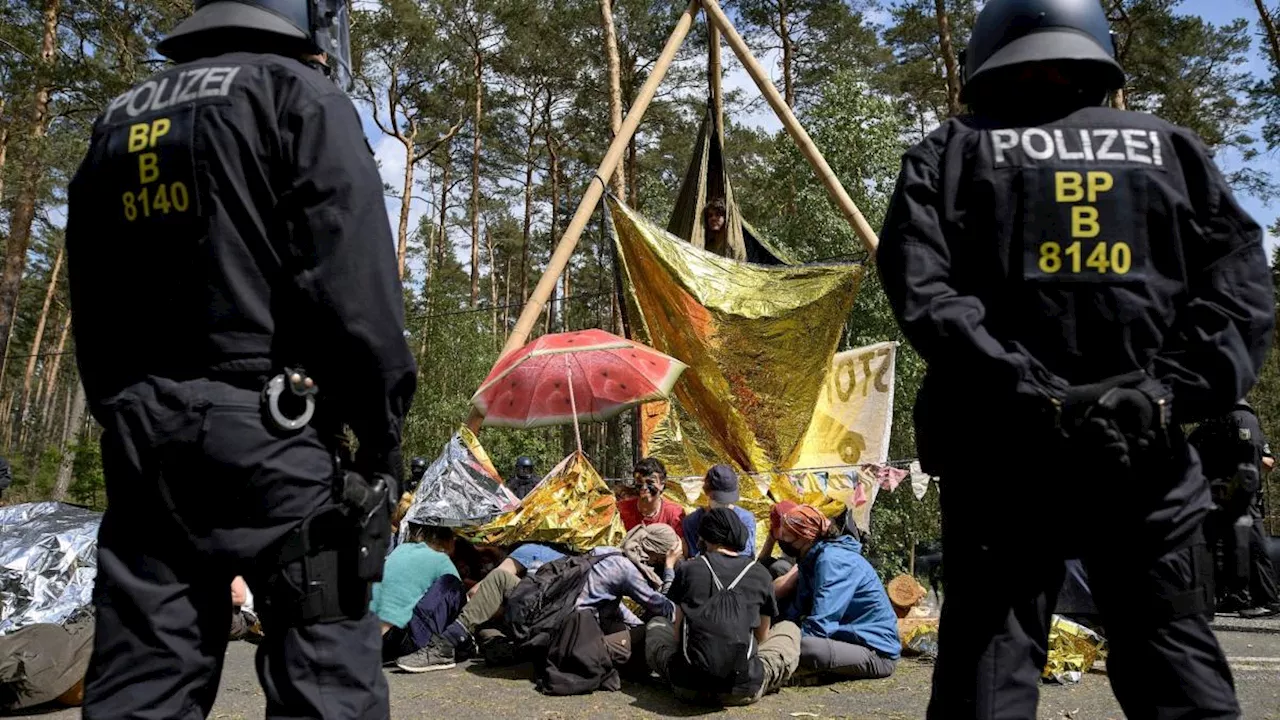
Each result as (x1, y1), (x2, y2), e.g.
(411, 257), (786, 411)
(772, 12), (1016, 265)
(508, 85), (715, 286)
(470, 329), (688, 445)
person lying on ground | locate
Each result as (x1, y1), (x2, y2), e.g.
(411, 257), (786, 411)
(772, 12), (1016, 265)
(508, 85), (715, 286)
(648, 507), (800, 706)
(617, 457), (687, 546)
(684, 465), (757, 558)
(418, 527), (683, 672)
(773, 504), (900, 682)
(369, 523), (465, 671)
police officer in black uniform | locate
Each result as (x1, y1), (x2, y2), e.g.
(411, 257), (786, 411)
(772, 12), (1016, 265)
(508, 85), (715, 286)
(65, 1), (416, 717)
(408, 455), (430, 494)
(508, 455), (538, 499)
(1192, 400), (1280, 616)
(877, 0), (1275, 716)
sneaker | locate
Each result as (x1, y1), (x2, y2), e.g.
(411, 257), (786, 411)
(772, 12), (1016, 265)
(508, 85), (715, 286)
(396, 635), (456, 673)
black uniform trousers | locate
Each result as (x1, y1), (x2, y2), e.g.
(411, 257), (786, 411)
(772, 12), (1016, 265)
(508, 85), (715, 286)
(927, 471), (1239, 720)
(81, 377), (389, 720)
(1248, 512), (1279, 607)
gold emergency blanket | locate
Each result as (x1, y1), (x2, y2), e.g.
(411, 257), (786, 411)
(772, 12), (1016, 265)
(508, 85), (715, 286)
(1042, 615), (1107, 684)
(473, 451), (625, 551)
(608, 196), (862, 477)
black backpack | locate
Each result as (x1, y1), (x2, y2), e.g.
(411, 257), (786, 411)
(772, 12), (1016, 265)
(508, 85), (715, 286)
(679, 555), (757, 689)
(504, 552), (605, 653)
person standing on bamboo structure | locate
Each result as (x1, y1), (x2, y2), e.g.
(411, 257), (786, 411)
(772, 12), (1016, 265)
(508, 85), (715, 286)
(877, 0), (1274, 717)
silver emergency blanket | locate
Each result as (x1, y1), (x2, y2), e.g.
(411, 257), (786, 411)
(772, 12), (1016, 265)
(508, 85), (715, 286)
(401, 428), (519, 534)
(0, 502), (102, 635)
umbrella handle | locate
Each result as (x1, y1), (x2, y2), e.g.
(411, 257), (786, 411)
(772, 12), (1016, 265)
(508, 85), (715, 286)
(565, 355), (583, 455)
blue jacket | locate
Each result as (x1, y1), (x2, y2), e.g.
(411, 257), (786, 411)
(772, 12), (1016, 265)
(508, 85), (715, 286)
(786, 535), (902, 659)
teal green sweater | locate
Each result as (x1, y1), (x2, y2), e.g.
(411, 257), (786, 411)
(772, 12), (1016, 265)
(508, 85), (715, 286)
(369, 543), (459, 628)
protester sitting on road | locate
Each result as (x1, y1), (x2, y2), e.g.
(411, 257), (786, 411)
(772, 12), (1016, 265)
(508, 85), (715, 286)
(648, 507), (800, 706)
(617, 457), (686, 540)
(684, 465), (757, 558)
(370, 523), (465, 672)
(427, 528), (683, 672)
(757, 500), (799, 571)
(772, 504), (900, 682)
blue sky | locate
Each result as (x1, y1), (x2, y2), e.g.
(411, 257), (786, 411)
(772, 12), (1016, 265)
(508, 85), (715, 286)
(1182, 0), (1280, 255)
(358, 0), (1280, 266)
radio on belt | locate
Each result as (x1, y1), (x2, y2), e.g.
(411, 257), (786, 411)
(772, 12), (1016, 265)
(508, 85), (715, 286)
(263, 366), (318, 431)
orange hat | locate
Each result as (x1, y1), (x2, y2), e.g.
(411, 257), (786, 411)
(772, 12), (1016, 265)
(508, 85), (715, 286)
(780, 504), (831, 542)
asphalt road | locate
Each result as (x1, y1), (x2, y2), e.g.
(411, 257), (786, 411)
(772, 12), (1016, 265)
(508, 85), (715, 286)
(23, 616), (1280, 719)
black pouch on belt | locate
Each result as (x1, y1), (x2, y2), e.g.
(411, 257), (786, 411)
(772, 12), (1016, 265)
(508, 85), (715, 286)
(338, 469), (395, 583)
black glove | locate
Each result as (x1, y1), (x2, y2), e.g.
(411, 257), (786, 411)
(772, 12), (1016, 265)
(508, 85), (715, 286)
(1077, 387), (1163, 469)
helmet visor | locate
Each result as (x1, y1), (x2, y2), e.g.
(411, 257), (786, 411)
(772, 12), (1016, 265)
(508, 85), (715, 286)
(963, 28), (1123, 100)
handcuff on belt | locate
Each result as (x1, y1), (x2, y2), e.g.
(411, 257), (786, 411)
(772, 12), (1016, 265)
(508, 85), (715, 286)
(262, 366), (318, 432)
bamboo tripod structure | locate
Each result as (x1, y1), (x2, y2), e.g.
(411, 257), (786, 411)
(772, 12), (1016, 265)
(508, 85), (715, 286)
(465, 0), (879, 432)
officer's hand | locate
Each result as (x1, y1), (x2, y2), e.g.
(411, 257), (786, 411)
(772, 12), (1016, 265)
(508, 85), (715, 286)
(1095, 388), (1157, 437)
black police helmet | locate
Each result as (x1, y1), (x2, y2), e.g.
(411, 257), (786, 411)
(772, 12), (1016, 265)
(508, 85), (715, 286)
(516, 456), (535, 470)
(410, 456), (428, 474)
(157, 0), (353, 89)
(960, 0), (1123, 102)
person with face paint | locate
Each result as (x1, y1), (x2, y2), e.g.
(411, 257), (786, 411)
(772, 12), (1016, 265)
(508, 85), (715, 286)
(617, 457), (687, 539)
(772, 505), (900, 682)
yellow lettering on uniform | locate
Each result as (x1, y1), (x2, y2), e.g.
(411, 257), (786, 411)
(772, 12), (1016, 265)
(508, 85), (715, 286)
(138, 152), (160, 184)
(1055, 172), (1083, 202)
(127, 123), (150, 153)
(1038, 242), (1062, 273)
(1086, 171), (1113, 202)
(149, 118), (171, 148)
(1071, 206), (1100, 238)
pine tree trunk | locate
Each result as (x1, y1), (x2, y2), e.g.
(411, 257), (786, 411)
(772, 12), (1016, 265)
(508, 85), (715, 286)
(779, 0), (794, 108)
(0, 301), (20, 402)
(627, 136), (638, 208)
(485, 226), (498, 345)
(422, 153), (451, 360)
(53, 378), (87, 501)
(503, 257), (512, 339)
(600, 0), (627, 199)
(0, 98), (8, 206)
(934, 0), (961, 116)
(0, 0), (61, 360)
(521, 97), (536, 303)
(470, 48), (484, 307)
(1254, 0), (1280, 69)
(19, 243), (63, 446)
(546, 129), (561, 334)
(38, 312), (71, 441)
(396, 132), (418, 280)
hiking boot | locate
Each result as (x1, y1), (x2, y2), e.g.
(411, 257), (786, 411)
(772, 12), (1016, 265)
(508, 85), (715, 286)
(396, 635), (456, 673)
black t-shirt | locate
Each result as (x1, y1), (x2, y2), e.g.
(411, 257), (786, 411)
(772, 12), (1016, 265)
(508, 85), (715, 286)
(667, 552), (778, 696)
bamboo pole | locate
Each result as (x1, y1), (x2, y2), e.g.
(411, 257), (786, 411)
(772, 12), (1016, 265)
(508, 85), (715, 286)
(701, 0), (879, 254)
(709, 25), (723, 138)
(464, 0), (701, 432)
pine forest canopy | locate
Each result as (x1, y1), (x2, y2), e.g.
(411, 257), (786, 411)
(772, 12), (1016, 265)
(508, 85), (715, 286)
(1, 0), (1280, 563)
